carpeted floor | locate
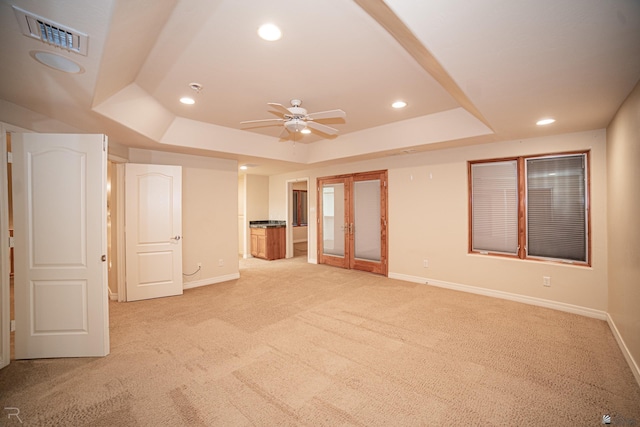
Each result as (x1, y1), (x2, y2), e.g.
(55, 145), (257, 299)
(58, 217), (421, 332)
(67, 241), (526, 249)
(1, 257), (639, 426)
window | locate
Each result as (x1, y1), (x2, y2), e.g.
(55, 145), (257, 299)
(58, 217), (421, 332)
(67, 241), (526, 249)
(292, 189), (308, 226)
(469, 151), (589, 265)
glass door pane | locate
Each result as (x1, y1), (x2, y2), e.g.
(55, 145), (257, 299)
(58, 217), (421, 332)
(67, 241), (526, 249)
(322, 183), (345, 257)
(354, 179), (380, 261)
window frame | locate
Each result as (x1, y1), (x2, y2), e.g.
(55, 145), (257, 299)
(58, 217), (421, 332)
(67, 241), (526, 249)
(468, 150), (591, 266)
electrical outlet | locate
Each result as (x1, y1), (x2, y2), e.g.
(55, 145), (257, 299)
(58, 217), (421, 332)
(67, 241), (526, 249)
(218, 259), (224, 267)
(543, 276), (551, 287)
(423, 259), (429, 268)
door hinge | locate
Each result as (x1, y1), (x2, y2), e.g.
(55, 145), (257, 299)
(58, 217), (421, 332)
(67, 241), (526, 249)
(6, 152), (12, 164)
(8, 236), (14, 248)
(384, 181), (387, 187)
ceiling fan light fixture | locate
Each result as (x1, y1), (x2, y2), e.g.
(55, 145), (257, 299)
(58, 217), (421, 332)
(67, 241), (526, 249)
(180, 97), (195, 105)
(285, 119), (307, 133)
(258, 23), (281, 41)
(300, 128), (311, 134)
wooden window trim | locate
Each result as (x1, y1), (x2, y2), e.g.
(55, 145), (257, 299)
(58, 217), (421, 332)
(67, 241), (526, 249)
(468, 150), (591, 267)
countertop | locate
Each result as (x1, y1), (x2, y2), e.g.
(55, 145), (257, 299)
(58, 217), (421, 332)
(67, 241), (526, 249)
(249, 220), (286, 228)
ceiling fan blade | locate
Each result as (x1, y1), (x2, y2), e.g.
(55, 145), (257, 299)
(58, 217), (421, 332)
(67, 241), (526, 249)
(306, 121), (339, 135)
(267, 103), (291, 116)
(278, 127), (290, 140)
(240, 118), (283, 125)
(306, 109), (346, 120)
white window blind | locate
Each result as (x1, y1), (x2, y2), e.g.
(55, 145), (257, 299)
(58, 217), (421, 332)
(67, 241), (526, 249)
(471, 161), (518, 254)
(526, 155), (586, 262)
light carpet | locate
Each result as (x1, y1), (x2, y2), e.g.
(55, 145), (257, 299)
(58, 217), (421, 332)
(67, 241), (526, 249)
(1, 257), (639, 426)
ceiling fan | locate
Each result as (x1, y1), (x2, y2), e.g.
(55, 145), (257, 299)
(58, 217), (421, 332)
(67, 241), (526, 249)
(240, 99), (346, 136)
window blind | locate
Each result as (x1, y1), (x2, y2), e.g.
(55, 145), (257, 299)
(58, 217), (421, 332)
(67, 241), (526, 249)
(471, 161), (518, 254)
(526, 155), (586, 262)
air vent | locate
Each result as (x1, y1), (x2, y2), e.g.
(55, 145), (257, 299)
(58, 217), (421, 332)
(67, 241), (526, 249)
(13, 6), (88, 56)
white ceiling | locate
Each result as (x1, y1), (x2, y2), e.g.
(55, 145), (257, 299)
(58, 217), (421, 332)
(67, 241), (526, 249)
(1, 0), (639, 175)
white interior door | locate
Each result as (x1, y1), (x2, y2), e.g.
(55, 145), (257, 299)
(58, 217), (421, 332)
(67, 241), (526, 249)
(125, 164), (182, 302)
(12, 133), (109, 359)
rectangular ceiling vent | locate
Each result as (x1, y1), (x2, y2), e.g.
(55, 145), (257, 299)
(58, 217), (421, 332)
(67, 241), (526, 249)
(13, 6), (88, 56)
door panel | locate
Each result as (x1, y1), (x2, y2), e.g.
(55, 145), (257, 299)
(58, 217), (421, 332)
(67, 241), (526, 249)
(125, 164), (183, 302)
(354, 179), (381, 261)
(12, 133), (109, 359)
(318, 178), (349, 269)
(318, 171), (387, 275)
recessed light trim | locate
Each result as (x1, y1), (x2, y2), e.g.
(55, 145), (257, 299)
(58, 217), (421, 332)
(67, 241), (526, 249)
(392, 100), (407, 109)
(258, 23), (281, 41)
(180, 97), (195, 105)
(30, 50), (83, 73)
(536, 118), (555, 126)
(239, 165), (248, 170)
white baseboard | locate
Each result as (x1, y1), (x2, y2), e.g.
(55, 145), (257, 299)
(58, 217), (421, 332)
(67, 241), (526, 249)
(183, 273), (240, 290)
(606, 313), (640, 386)
(293, 239), (308, 244)
(388, 272), (608, 320)
(108, 288), (118, 301)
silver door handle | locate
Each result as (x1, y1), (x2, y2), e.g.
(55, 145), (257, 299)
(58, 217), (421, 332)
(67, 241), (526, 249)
(171, 235), (181, 241)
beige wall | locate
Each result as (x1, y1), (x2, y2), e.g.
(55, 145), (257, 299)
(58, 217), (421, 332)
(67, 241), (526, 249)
(607, 80), (640, 376)
(270, 129), (608, 312)
(129, 148), (239, 284)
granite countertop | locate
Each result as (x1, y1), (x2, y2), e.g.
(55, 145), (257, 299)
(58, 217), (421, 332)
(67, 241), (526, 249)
(249, 220), (286, 228)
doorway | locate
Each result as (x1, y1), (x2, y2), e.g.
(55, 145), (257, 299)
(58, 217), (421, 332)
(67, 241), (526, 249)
(290, 180), (308, 258)
(317, 170), (388, 275)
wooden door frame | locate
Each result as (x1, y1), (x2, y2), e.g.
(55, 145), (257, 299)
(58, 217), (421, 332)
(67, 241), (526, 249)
(317, 175), (351, 269)
(317, 170), (388, 276)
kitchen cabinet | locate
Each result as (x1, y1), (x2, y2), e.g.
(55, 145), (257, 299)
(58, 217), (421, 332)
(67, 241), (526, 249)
(250, 226), (285, 260)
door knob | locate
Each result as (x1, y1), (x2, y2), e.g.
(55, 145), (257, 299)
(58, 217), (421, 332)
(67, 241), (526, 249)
(171, 235), (181, 241)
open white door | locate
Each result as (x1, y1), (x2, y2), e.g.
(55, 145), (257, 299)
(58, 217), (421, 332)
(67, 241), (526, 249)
(12, 133), (109, 359)
(0, 127), (12, 368)
(125, 164), (182, 302)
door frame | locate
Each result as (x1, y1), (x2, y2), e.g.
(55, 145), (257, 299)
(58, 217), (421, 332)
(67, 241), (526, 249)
(317, 170), (388, 276)
(1, 123), (32, 369)
(285, 177), (309, 260)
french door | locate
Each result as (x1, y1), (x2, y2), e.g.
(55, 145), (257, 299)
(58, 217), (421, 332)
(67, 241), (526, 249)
(317, 170), (387, 275)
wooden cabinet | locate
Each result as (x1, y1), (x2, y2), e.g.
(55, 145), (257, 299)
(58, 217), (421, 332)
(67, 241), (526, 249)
(250, 227), (285, 260)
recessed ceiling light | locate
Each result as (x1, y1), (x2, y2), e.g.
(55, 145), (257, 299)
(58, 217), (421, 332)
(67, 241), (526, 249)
(536, 118), (555, 126)
(258, 23), (281, 41)
(30, 50), (83, 73)
(300, 128), (311, 134)
(180, 97), (195, 105)
(392, 101), (407, 109)
(239, 165), (248, 170)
